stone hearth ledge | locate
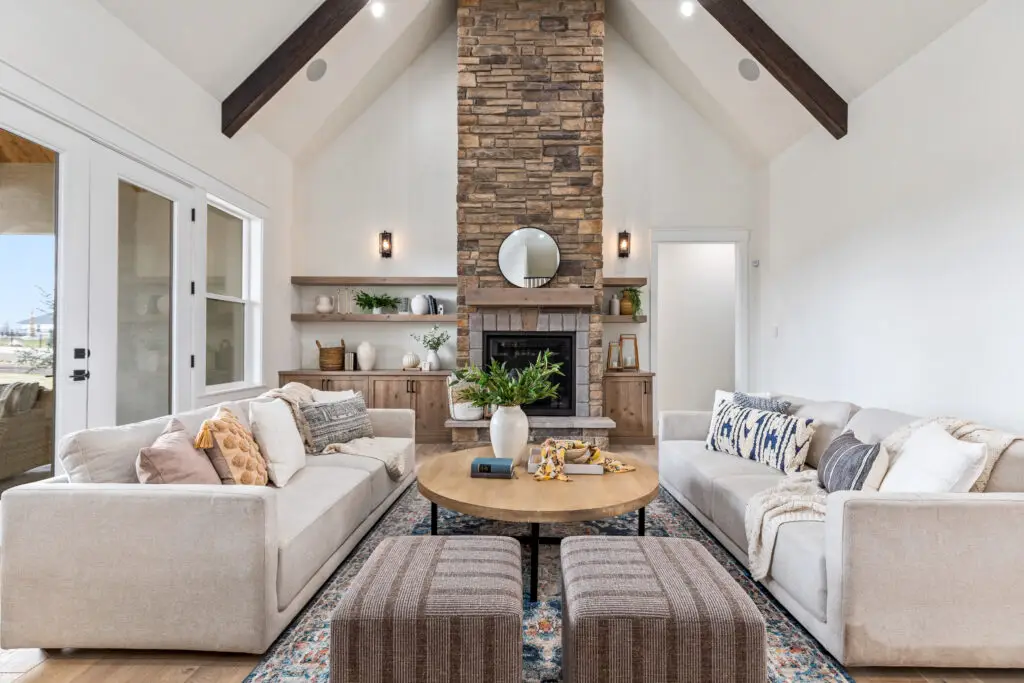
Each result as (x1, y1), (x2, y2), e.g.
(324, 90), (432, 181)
(444, 417), (615, 430)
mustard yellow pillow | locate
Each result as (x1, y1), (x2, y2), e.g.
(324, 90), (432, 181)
(195, 407), (268, 486)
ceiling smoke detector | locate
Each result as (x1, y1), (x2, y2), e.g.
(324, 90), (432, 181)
(679, 1), (697, 18)
(738, 58), (761, 82)
(306, 58), (327, 82)
(370, 2), (385, 18)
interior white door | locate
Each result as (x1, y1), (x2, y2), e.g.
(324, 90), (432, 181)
(0, 95), (92, 445)
(88, 148), (194, 426)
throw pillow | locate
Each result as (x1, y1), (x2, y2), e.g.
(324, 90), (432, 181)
(879, 422), (986, 493)
(136, 418), (221, 485)
(194, 406), (269, 486)
(817, 431), (889, 493)
(706, 401), (815, 474)
(732, 391), (792, 414)
(300, 395), (374, 453)
(249, 399), (307, 486)
(311, 388), (357, 403)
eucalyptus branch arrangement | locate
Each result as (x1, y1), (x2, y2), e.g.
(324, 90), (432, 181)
(454, 350), (563, 408)
(411, 325), (451, 351)
(620, 286), (644, 320)
(354, 290), (401, 313)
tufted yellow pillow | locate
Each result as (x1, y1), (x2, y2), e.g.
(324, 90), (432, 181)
(194, 407), (268, 486)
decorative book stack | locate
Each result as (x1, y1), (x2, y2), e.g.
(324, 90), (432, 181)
(470, 457), (515, 479)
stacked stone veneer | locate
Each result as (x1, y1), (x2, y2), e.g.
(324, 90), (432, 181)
(455, 0), (606, 446)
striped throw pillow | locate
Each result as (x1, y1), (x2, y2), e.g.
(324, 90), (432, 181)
(300, 395), (374, 453)
(817, 431), (889, 493)
(706, 401), (815, 474)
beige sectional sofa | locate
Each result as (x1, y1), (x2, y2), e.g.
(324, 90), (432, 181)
(0, 398), (416, 654)
(659, 396), (1024, 668)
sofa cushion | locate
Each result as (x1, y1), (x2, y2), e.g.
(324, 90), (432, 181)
(706, 401), (816, 474)
(767, 521), (827, 622)
(276, 466), (372, 609)
(305, 438), (415, 510)
(780, 396), (860, 469)
(196, 407), (268, 486)
(710, 474), (784, 550)
(136, 418), (221, 485)
(660, 440), (781, 519)
(844, 408), (918, 445)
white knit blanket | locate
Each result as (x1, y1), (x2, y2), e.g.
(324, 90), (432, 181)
(744, 417), (1021, 582)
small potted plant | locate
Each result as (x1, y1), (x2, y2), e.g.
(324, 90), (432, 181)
(619, 286), (643, 320)
(456, 350), (562, 465)
(355, 290), (401, 315)
(411, 325), (451, 370)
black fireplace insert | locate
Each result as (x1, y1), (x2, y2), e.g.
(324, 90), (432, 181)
(484, 331), (575, 417)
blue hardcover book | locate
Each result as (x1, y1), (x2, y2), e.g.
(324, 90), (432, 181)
(470, 457), (515, 479)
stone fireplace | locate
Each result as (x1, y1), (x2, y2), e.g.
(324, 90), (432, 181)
(452, 0), (609, 448)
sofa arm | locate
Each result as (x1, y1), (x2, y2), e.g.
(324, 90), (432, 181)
(825, 491), (1024, 667)
(1, 482), (277, 653)
(369, 408), (415, 439)
(658, 410), (711, 441)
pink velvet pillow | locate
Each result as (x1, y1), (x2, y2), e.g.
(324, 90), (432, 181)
(136, 418), (221, 485)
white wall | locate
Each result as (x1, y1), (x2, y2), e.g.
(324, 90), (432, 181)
(0, 0), (295, 402)
(294, 25), (458, 371)
(656, 243), (736, 412)
(602, 27), (755, 375)
(762, 0), (1024, 429)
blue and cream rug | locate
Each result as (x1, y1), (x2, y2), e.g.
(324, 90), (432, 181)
(245, 485), (852, 682)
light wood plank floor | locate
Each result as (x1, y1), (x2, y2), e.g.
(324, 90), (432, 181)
(2, 445), (1020, 682)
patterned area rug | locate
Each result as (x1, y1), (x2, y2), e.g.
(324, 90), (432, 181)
(245, 485), (852, 682)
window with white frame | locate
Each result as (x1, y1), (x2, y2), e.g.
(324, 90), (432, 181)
(203, 199), (261, 391)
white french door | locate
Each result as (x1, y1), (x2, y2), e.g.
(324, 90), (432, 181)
(88, 148), (195, 426)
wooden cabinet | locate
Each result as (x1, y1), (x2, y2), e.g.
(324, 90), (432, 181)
(604, 372), (655, 445)
(279, 370), (452, 443)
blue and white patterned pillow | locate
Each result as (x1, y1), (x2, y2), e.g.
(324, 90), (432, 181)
(706, 401), (815, 474)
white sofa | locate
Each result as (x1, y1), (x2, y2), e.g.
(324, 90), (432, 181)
(0, 398), (416, 654)
(659, 395), (1024, 668)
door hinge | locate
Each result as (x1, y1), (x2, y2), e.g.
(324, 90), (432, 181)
(190, 355), (195, 369)
(191, 208), (196, 222)
(190, 281), (196, 295)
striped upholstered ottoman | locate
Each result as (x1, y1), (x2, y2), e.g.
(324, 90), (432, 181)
(561, 537), (766, 683)
(330, 535), (523, 683)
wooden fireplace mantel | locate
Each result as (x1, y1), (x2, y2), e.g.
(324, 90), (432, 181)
(464, 287), (596, 308)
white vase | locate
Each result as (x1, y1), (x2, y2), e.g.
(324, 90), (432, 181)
(356, 341), (376, 371)
(372, 307), (383, 315)
(490, 405), (529, 466)
(411, 294), (430, 315)
(425, 349), (441, 371)
(609, 294), (620, 316)
(402, 352), (421, 369)
(315, 295), (334, 314)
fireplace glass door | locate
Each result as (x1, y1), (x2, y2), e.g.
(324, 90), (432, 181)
(484, 332), (575, 416)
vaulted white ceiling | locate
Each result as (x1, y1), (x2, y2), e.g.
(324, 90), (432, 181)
(98, 0), (986, 162)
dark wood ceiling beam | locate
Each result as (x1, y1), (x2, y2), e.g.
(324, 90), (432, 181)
(696, 0), (848, 139)
(221, 0), (368, 138)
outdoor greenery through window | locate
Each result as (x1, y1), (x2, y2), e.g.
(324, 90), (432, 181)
(205, 203), (248, 388)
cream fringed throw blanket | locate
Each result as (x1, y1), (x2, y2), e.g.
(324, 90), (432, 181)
(744, 417), (1020, 581)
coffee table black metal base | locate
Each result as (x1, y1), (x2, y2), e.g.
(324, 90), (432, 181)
(429, 502), (646, 601)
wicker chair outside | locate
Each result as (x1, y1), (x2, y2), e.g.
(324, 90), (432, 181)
(0, 386), (54, 481)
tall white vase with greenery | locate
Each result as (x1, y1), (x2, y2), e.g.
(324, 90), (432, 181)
(490, 405), (530, 465)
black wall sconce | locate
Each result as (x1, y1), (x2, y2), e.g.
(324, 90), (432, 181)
(379, 231), (393, 258)
(618, 231), (631, 258)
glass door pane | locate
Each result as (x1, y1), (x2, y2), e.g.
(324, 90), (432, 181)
(116, 181), (173, 424)
(0, 127), (57, 488)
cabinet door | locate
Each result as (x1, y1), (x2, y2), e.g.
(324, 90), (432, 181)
(280, 373), (324, 390)
(370, 378), (415, 410)
(326, 378), (369, 396)
(605, 376), (650, 438)
(412, 377), (451, 443)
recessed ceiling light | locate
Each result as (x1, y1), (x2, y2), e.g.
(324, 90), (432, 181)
(738, 58), (761, 82)
(679, 1), (697, 18)
(306, 58), (327, 82)
(370, 2), (385, 18)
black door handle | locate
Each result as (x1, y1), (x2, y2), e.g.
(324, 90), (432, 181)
(69, 369), (90, 382)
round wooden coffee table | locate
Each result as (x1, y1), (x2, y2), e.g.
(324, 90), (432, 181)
(417, 446), (659, 600)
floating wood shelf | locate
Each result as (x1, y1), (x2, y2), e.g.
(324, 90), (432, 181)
(465, 287), (595, 307)
(604, 277), (648, 287)
(291, 276), (456, 287)
(291, 314), (457, 323)
(602, 315), (648, 323)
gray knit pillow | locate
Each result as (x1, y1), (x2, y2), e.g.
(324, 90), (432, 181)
(732, 391), (791, 414)
(300, 395), (374, 453)
(817, 431), (888, 493)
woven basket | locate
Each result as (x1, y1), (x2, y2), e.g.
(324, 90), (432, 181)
(316, 340), (345, 371)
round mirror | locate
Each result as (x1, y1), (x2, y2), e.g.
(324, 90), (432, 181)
(498, 228), (560, 288)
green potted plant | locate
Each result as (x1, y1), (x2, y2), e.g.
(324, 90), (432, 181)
(456, 350), (562, 465)
(619, 286), (643, 320)
(354, 290), (401, 315)
(411, 325), (451, 370)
